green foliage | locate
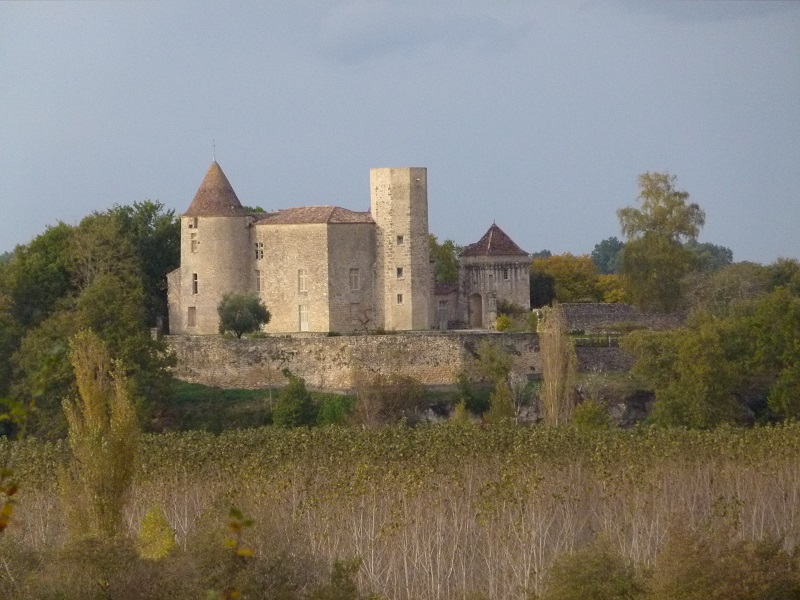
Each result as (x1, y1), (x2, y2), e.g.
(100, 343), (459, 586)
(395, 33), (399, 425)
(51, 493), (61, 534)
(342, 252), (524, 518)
(309, 558), (372, 600)
(527, 310), (539, 332)
(315, 394), (354, 426)
(618, 172), (705, 312)
(531, 253), (602, 303)
(217, 292), (271, 338)
(272, 372), (316, 428)
(530, 268), (556, 308)
(495, 314), (512, 332)
(685, 240), (733, 273)
(648, 524), (800, 600)
(62, 330), (139, 539)
(0, 222), (73, 329)
(429, 234), (461, 285)
(573, 399), (613, 430)
(1, 206), (177, 437)
(486, 380), (516, 424)
(473, 340), (513, 384)
(592, 236), (625, 275)
(625, 286), (800, 426)
(541, 536), (645, 600)
(106, 201), (180, 323)
(457, 372), (490, 414)
(137, 504), (176, 560)
(683, 261), (772, 317)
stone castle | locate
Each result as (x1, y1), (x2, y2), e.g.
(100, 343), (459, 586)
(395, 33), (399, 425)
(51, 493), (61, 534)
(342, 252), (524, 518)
(167, 162), (531, 334)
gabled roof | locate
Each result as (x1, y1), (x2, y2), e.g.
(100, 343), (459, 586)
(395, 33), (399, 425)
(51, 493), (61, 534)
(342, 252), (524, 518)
(255, 206), (374, 225)
(460, 223), (529, 257)
(184, 162), (246, 217)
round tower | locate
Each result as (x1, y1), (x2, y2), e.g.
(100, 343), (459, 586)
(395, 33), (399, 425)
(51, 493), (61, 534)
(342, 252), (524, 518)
(177, 161), (251, 334)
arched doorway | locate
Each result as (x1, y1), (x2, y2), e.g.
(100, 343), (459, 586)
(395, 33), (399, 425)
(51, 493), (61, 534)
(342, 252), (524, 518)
(468, 293), (483, 328)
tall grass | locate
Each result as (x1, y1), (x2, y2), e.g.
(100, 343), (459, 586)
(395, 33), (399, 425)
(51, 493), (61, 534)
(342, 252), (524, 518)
(2, 423), (800, 598)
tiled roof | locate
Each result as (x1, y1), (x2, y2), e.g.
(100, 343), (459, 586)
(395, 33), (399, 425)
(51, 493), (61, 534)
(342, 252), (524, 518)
(460, 223), (528, 257)
(184, 162), (246, 217)
(255, 206), (374, 225)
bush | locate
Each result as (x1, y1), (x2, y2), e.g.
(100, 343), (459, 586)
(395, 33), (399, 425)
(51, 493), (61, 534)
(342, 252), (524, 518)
(316, 394), (355, 426)
(496, 314), (513, 332)
(272, 372), (316, 428)
(541, 536), (645, 600)
(573, 399), (613, 430)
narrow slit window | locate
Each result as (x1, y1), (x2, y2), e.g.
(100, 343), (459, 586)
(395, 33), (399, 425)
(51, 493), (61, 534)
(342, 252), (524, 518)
(298, 269), (307, 293)
(192, 273), (198, 295)
(396, 267), (404, 279)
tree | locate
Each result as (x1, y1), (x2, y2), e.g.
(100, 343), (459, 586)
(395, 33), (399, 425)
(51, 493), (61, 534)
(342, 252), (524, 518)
(539, 306), (577, 426)
(429, 234), (461, 285)
(217, 292), (271, 338)
(591, 237), (624, 275)
(272, 371), (316, 427)
(61, 330), (139, 539)
(107, 201), (179, 324)
(0, 223), (73, 329)
(531, 254), (601, 304)
(685, 240), (733, 273)
(618, 172), (705, 312)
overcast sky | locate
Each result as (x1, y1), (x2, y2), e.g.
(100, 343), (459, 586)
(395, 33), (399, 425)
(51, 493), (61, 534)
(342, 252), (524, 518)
(2, 1), (798, 264)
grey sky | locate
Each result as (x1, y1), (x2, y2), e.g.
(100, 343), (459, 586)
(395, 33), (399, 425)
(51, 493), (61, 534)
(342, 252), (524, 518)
(2, 1), (798, 263)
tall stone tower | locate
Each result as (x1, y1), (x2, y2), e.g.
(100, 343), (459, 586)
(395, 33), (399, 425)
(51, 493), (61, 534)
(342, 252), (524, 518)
(370, 168), (431, 330)
(175, 161), (251, 334)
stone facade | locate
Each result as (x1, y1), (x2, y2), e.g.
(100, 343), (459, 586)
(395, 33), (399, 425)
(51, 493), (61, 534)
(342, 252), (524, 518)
(168, 162), (531, 334)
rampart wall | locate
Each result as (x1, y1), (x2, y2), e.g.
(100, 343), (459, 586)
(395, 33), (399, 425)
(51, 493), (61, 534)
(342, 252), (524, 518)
(167, 332), (542, 391)
(560, 303), (684, 333)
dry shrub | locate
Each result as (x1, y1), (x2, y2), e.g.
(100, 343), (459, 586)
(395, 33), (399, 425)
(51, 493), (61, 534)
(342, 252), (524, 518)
(649, 524), (800, 600)
(352, 370), (425, 426)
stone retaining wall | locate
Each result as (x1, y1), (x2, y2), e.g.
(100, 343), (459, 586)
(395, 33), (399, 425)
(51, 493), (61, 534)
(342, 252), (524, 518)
(167, 332), (542, 391)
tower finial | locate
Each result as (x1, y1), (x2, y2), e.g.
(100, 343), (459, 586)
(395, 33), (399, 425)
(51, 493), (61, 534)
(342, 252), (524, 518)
(212, 139), (216, 162)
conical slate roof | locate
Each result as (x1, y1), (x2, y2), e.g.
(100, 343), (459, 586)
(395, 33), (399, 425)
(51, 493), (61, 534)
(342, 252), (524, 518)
(460, 223), (529, 257)
(184, 162), (246, 217)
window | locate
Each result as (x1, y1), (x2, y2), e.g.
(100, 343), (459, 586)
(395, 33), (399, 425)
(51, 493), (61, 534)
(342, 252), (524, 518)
(349, 268), (360, 291)
(254, 242), (264, 260)
(187, 306), (196, 327)
(192, 273), (198, 295)
(298, 269), (307, 293)
(254, 270), (263, 292)
(503, 268), (509, 280)
(190, 232), (198, 253)
(397, 235), (405, 245)
(188, 217), (198, 229)
(396, 267), (404, 279)
(350, 302), (360, 321)
(397, 293), (404, 304)
(299, 304), (309, 331)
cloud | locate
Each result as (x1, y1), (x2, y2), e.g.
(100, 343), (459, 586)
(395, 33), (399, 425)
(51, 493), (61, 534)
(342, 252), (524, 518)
(320, 1), (526, 63)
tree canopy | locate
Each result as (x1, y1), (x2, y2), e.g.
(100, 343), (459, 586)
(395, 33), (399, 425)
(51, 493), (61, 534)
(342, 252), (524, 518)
(591, 237), (624, 275)
(218, 292), (271, 338)
(0, 202), (178, 436)
(618, 172), (705, 312)
(429, 234), (461, 285)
